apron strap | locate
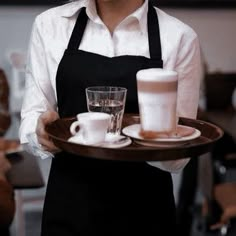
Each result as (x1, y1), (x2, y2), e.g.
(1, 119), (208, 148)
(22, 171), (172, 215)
(148, 2), (162, 60)
(67, 8), (87, 50)
(67, 4), (162, 61)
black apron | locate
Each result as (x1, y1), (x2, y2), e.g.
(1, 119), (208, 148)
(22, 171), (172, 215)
(41, 4), (176, 236)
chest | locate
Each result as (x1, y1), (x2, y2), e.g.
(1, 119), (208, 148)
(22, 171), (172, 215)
(45, 19), (151, 67)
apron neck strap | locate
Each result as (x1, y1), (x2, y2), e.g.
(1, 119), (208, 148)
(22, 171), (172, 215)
(67, 8), (87, 50)
(148, 2), (162, 60)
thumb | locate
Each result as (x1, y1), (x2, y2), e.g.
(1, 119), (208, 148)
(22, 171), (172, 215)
(40, 110), (59, 125)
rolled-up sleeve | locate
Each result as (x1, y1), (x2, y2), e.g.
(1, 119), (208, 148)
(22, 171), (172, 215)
(175, 32), (201, 120)
(19, 16), (57, 146)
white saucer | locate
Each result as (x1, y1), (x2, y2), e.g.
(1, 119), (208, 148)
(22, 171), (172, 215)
(122, 124), (201, 147)
(68, 134), (132, 149)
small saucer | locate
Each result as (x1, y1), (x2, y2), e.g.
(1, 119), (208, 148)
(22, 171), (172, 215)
(68, 134), (132, 149)
(122, 124), (201, 147)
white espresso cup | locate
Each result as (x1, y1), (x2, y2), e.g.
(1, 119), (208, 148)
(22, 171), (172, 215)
(136, 68), (178, 139)
(70, 112), (111, 145)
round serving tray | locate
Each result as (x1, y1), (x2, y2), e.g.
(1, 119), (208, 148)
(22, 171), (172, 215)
(45, 114), (223, 162)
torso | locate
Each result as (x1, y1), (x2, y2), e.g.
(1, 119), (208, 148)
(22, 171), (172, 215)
(41, 3), (177, 235)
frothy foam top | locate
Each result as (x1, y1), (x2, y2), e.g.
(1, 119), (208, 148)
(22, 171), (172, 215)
(136, 68), (178, 82)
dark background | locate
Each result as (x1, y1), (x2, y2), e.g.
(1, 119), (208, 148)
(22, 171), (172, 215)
(1, 0), (236, 8)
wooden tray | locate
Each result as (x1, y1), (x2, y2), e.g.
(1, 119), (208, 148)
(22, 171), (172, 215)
(45, 114), (224, 162)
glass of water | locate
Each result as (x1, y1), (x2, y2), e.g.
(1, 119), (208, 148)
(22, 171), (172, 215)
(86, 86), (127, 136)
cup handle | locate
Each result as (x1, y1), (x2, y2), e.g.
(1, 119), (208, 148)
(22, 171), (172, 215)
(70, 121), (82, 135)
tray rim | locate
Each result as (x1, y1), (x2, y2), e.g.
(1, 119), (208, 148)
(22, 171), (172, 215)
(45, 114), (224, 161)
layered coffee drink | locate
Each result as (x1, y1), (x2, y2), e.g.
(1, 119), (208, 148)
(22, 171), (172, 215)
(136, 68), (178, 139)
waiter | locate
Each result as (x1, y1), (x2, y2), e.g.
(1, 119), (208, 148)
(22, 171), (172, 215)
(20, 0), (201, 235)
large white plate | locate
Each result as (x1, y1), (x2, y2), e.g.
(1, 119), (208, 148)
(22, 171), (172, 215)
(122, 124), (201, 147)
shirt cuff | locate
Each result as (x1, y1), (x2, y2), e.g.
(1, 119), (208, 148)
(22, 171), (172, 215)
(23, 133), (54, 159)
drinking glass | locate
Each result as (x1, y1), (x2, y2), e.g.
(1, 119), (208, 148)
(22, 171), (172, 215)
(86, 86), (127, 136)
(136, 68), (178, 139)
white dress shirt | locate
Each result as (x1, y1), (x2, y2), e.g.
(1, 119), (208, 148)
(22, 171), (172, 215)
(19, 0), (201, 172)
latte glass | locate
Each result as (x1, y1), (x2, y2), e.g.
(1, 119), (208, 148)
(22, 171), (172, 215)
(136, 68), (178, 139)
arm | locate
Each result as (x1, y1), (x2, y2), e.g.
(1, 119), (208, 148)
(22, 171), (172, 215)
(19, 16), (59, 156)
(0, 153), (15, 227)
(175, 32), (201, 120)
(0, 69), (11, 136)
(0, 113), (11, 137)
(148, 30), (201, 173)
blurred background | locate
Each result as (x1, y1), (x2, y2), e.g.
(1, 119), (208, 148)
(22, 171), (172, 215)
(0, 1), (236, 236)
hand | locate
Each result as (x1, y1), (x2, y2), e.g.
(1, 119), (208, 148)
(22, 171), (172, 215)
(36, 110), (61, 153)
(0, 112), (11, 135)
(0, 152), (11, 181)
(0, 138), (20, 152)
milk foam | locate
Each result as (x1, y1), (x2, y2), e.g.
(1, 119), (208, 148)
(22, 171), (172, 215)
(137, 68), (178, 82)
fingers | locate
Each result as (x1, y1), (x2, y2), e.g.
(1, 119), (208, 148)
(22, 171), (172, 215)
(4, 158), (12, 172)
(0, 152), (12, 174)
(37, 135), (60, 153)
(36, 111), (60, 153)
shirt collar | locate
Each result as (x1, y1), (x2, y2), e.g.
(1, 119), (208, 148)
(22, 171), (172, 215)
(61, 0), (149, 34)
(129, 0), (149, 34)
(60, 0), (88, 18)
